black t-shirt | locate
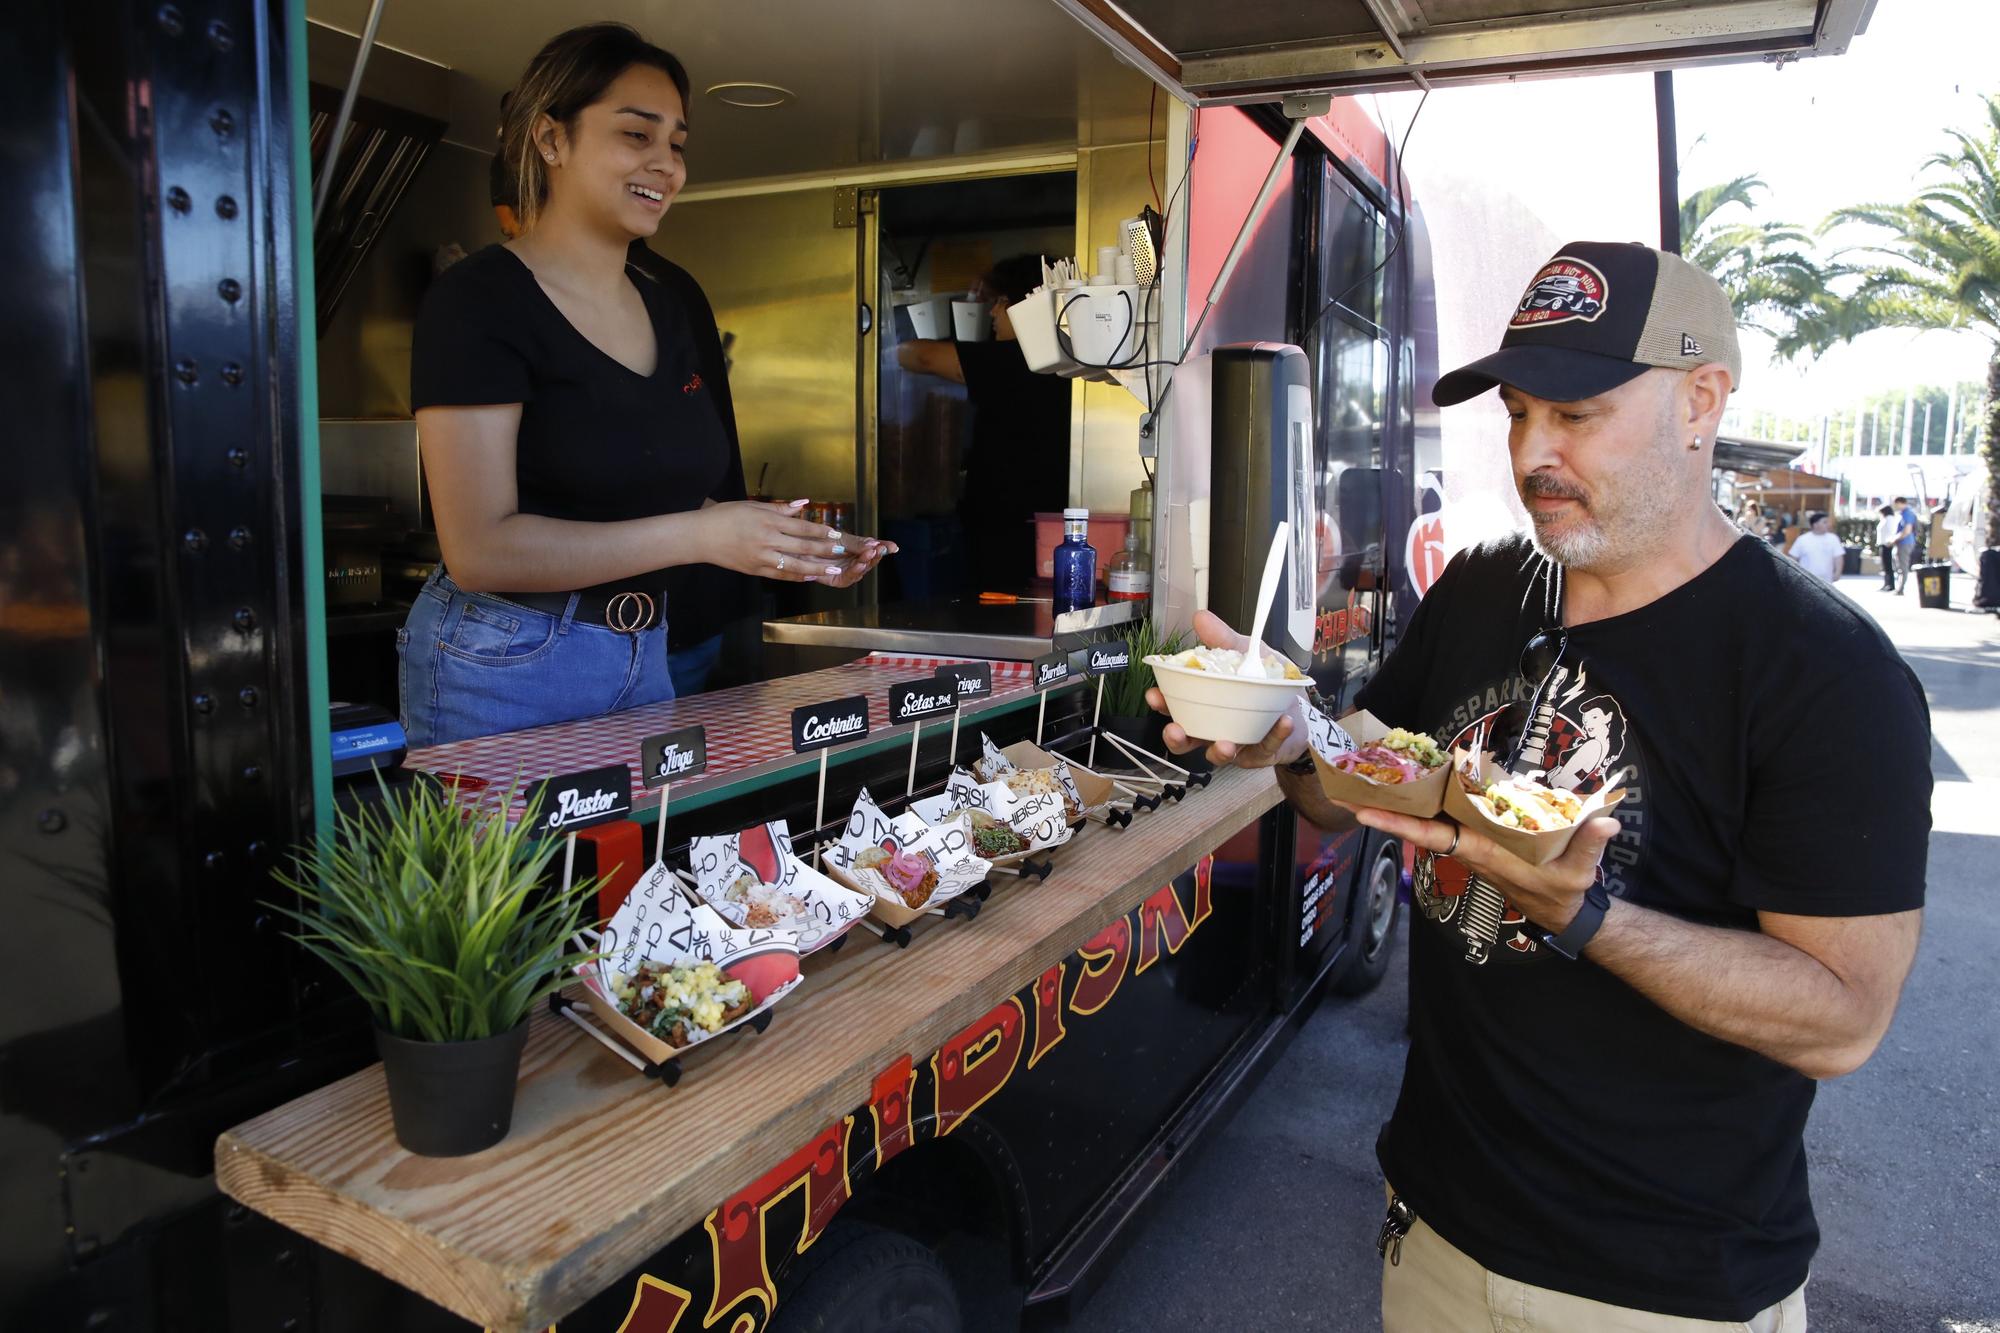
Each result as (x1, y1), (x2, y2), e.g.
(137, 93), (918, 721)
(956, 339), (1071, 591)
(410, 244), (736, 602)
(1354, 533), (1930, 1321)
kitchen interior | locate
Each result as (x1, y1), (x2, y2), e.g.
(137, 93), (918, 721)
(307, 0), (1166, 716)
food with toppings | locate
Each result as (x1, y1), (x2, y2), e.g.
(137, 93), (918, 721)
(1159, 646), (1306, 681)
(1463, 772), (1585, 832)
(725, 873), (808, 929)
(881, 851), (940, 908)
(853, 846), (894, 872)
(967, 810), (1029, 858)
(613, 961), (752, 1048)
(1330, 728), (1447, 784)
(1003, 765), (1081, 818)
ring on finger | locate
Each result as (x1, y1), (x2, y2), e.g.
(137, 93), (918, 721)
(831, 543), (847, 556)
(1442, 826), (1461, 857)
(776, 553), (787, 573)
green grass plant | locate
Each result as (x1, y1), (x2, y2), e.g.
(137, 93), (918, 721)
(269, 776), (600, 1043)
(1099, 617), (1191, 719)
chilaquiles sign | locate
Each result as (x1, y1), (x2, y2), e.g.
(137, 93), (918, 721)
(571, 855), (1218, 1333)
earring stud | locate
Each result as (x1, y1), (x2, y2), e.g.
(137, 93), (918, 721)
(1690, 434), (1703, 451)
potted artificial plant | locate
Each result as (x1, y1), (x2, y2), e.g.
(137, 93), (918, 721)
(1098, 618), (1190, 759)
(270, 778), (598, 1157)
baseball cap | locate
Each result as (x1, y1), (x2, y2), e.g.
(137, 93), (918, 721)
(1433, 241), (1743, 407)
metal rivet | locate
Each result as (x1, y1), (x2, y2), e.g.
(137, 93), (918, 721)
(228, 526), (251, 549)
(215, 195), (238, 220)
(210, 108), (234, 138)
(206, 19), (232, 51)
(247, 840), (268, 859)
(38, 809), (67, 834)
(225, 1203), (249, 1224)
(237, 685), (259, 707)
(273, 1247), (295, 1267)
(166, 186), (191, 214)
(192, 691), (215, 714)
(174, 358), (198, 386)
(233, 607), (257, 631)
(183, 528), (208, 552)
(218, 278), (241, 303)
(156, 4), (183, 35)
(203, 850), (226, 871)
(225, 447), (248, 468)
(241, 765), (262, 783)
(220, 362), (244, 386)
(83, 1311), (112, 1331)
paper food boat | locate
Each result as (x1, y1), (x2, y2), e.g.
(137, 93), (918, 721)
(911, 765), (1075, 864)
(968, 734), (1118, 817)
(823, 788), (993, 928)
(574, 861), (803, 1066)
(689, 821), (874, 954)
(1307, 709), (1451, 819)
(1442, 749), (1628, 867)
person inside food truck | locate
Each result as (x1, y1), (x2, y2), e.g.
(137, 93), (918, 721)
(896, 254), (1072, 596)
(403, 24), (895, 746)
(1150, 242), (1929, 1331)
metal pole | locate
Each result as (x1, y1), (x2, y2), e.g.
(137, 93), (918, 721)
(312, 0), (391, 228)
(1654, 71), (1681, 255)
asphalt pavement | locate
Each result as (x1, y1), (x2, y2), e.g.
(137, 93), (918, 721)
(1076, 570), (2000, 1333)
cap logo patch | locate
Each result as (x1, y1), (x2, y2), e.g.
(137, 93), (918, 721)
(1680, 333), (1704, 356)
(1511, 258), (1609, 328)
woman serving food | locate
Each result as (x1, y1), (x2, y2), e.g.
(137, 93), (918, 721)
(403, 23), (894, 747)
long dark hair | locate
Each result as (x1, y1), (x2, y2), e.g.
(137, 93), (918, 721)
(497, 24), (691, 231)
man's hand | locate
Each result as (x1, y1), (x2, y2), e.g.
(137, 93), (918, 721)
(1337, 802), (1623, 934)
(1143, 610), (1311, 770)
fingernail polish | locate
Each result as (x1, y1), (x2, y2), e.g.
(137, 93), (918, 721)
(789, 498), (811, 508)
(825, 566), (843, 576)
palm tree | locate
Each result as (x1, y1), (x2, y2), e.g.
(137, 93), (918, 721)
(1680, 174), (1830, 338)
(1779, 94), (2000, 548)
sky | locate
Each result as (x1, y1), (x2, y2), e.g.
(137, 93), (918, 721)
(1371, 0), (1999, 429)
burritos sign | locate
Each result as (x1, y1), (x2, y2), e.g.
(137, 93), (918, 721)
(891, 678), (959, 724)
(1031, 650), (1073, 692)
(933, 660), (994, 702)
(640, 725), (708, 789)
(1085, 639), (1131, 676)
(793, 696), (871, 753)
(525, 763), (633, 838)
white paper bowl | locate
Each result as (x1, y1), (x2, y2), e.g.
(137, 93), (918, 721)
(1144, 652), (1309, 745)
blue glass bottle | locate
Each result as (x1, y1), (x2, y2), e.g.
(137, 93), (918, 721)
(1052, 508), (1098, 614)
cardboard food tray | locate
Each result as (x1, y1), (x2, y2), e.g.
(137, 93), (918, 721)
(997, 740), (1118, 813)
(1442, 749), (1627, 867)
(1308, 709), (1451, 819)
(911, 767), (1072, 866)
(689, 822), (875, 954)
(824, 788), (992, 928)
(573, 862), (804, 1067)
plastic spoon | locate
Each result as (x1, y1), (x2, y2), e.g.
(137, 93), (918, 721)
(1237, 520), (1290, 679)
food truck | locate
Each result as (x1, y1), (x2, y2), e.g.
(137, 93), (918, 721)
(6, 2), (1873, 1329)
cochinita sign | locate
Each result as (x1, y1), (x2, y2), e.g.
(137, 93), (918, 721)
(791, 696), (871, 753)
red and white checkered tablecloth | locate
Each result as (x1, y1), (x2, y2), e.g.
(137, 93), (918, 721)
(406, 653), (1033, 816)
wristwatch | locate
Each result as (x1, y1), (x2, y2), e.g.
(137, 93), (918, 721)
(1541, 881), (1612, 960)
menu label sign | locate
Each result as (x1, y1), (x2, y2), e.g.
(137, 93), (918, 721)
(891, 678), (959, 724)
(792, 696), (870, 752)
(639, 726), (707, 789)
(1085, 639), (1132, 676)
(525, 763), (633, 838)
(1032, 650), (1073, 692)
(933, 660), (994, 702)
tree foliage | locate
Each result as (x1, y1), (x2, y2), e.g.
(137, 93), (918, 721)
(1680, 174), (1830, 337)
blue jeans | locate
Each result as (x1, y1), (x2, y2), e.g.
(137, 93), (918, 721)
(667, 633), (724, 696)
(398, 569), (673, 748)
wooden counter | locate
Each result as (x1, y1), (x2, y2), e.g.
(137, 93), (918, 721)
(216, 765), (1283, 1331)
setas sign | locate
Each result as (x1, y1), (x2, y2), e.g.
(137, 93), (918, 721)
(890, 679), (958, 724)
(792, 696), (870, 753)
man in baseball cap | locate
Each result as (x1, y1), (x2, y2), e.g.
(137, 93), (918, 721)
(1151, 242), (1929, 1331)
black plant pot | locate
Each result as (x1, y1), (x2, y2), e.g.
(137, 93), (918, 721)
(375, 1022), (529, 1157)
(1100, 710), (1169, 763)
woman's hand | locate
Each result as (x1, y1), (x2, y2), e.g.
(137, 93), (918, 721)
(1142, 609), (1313, 770)
(700, 500), (892, 583)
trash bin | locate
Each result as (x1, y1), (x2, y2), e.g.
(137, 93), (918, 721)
(1916, 561), (1951, 610)
(1979, 548), (2000, 610)
(1842, 544), (1863, 576)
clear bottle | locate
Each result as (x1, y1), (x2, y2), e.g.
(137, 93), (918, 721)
(1052, 507), (1098, 614)
(1106, 528), (1151, 602)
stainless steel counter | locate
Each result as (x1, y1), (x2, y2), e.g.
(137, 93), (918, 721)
(763, 597), (1141, 661)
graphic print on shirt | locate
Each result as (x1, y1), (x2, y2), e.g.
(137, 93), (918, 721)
(1413, 659), (1646, 965)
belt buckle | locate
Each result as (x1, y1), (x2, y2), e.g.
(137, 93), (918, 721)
(606, 590), (655, 634)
